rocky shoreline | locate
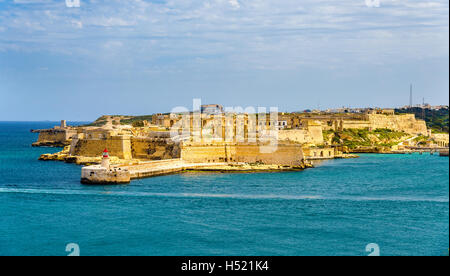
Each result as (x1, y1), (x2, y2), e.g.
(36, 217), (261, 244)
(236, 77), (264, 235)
(32, 141), (70, 148)
(185, 163), (313, 173)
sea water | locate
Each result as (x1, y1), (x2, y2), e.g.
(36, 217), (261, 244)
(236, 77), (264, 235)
(0, 122), (448, 256)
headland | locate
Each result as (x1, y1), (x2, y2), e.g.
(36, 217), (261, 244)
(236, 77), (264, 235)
(33, 106), (449, 184)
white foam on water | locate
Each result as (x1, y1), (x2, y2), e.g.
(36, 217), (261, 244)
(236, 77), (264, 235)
(0, 187), (321, 200)
(0, 187), (447, 203)
(331, 196), (449, 203)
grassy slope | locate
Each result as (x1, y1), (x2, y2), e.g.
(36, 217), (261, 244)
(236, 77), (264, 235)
(395, 107), (449, 133)
(324, 128), (409, 149)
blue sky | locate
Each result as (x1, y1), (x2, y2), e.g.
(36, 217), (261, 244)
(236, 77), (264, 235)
(0, 0), (448, 121)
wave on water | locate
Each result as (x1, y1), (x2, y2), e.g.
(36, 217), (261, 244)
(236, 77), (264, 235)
(0, 187), (321, 200)
(0, 187), (448, 203)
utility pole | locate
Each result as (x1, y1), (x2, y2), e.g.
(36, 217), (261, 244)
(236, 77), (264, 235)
(422, 97), (426, 120)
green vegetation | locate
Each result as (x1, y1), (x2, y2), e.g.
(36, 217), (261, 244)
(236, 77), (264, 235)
(395, 107), (449, 133)
(120, 115), (154, 126)
(372, 128), (407, 140)
(413, 135), (429, 146)
(81, 115), (157, 127)
(131, 121), (146, 127)
(413, 135), (428, 142)
(81, 116), (108, 127)
(326, 128), (409, 149)
(322, 130), (334, 141)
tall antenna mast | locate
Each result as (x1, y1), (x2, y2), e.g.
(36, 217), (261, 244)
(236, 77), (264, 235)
(409, 84), (413, 108)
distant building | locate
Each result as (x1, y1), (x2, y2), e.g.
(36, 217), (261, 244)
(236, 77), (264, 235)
(367, 108), (395, 115)
(201, 104), (224, 115)
(431, 105), (448, 110)
(277, 120), (288, 130)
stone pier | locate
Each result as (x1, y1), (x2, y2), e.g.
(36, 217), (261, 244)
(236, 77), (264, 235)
(81, 159), (229, 185)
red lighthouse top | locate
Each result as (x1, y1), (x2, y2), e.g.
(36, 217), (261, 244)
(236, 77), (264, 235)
(103, 148), (109, 158)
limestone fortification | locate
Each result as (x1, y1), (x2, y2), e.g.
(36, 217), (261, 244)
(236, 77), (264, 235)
(33, 109), (443, 184)
(181, 142), (304, 166)
(31, 120), (77, 147)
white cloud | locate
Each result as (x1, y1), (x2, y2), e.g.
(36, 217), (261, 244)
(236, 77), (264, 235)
(365, 0), (381, 8)
(229, 0), (240, 9)
(71, 20), (83, 29)
(0, 0), (448, 70)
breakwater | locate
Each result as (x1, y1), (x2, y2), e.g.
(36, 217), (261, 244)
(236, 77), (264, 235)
(81, 159), (309, 184)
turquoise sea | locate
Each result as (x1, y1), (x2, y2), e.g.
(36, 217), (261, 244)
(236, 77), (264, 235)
(0, 122), (448, 256)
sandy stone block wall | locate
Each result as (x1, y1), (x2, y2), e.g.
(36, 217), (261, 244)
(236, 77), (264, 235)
(367, 114), (427, 135)
(181, 144), (228, 163)
(181, 143), (304, 166)
(234, 144), (304, 166)
(131, 138), (180, 160)
(341, 120), (371, 130)
(278, 123), (324, 145)
(278, 129), (310, 144)
(37, 130), (68, 143)
(72, 136), (132, 159)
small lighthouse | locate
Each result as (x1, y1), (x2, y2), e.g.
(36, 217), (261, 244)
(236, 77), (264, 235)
(101, 148), (110, 169)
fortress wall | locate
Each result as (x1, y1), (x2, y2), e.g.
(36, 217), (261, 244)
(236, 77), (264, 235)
(64, 129), (77, 140)
(71, 136), (132, 159)
(181, 143), (228, 163)
(278, 130), (309, 144)
(34, 129), (77, 147)
(306, 124), (325, 144)
(121, 136), (132, 159)
(37, 130), (68, 143)
(278, 129), (324, 145)
(131, 138), (180, 160)
(316, 114), (427, 135)
(341, 120), (371, 130)
(367, 114), (427, 135)
(278, 121), (324, 145)
(181, 143), (304, 166)
(234, 144), (304, 166)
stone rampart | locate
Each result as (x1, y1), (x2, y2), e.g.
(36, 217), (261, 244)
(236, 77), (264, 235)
(181, 142), (304, 166)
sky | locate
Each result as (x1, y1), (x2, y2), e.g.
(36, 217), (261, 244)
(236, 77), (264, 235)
(0, 0), (448, 121)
